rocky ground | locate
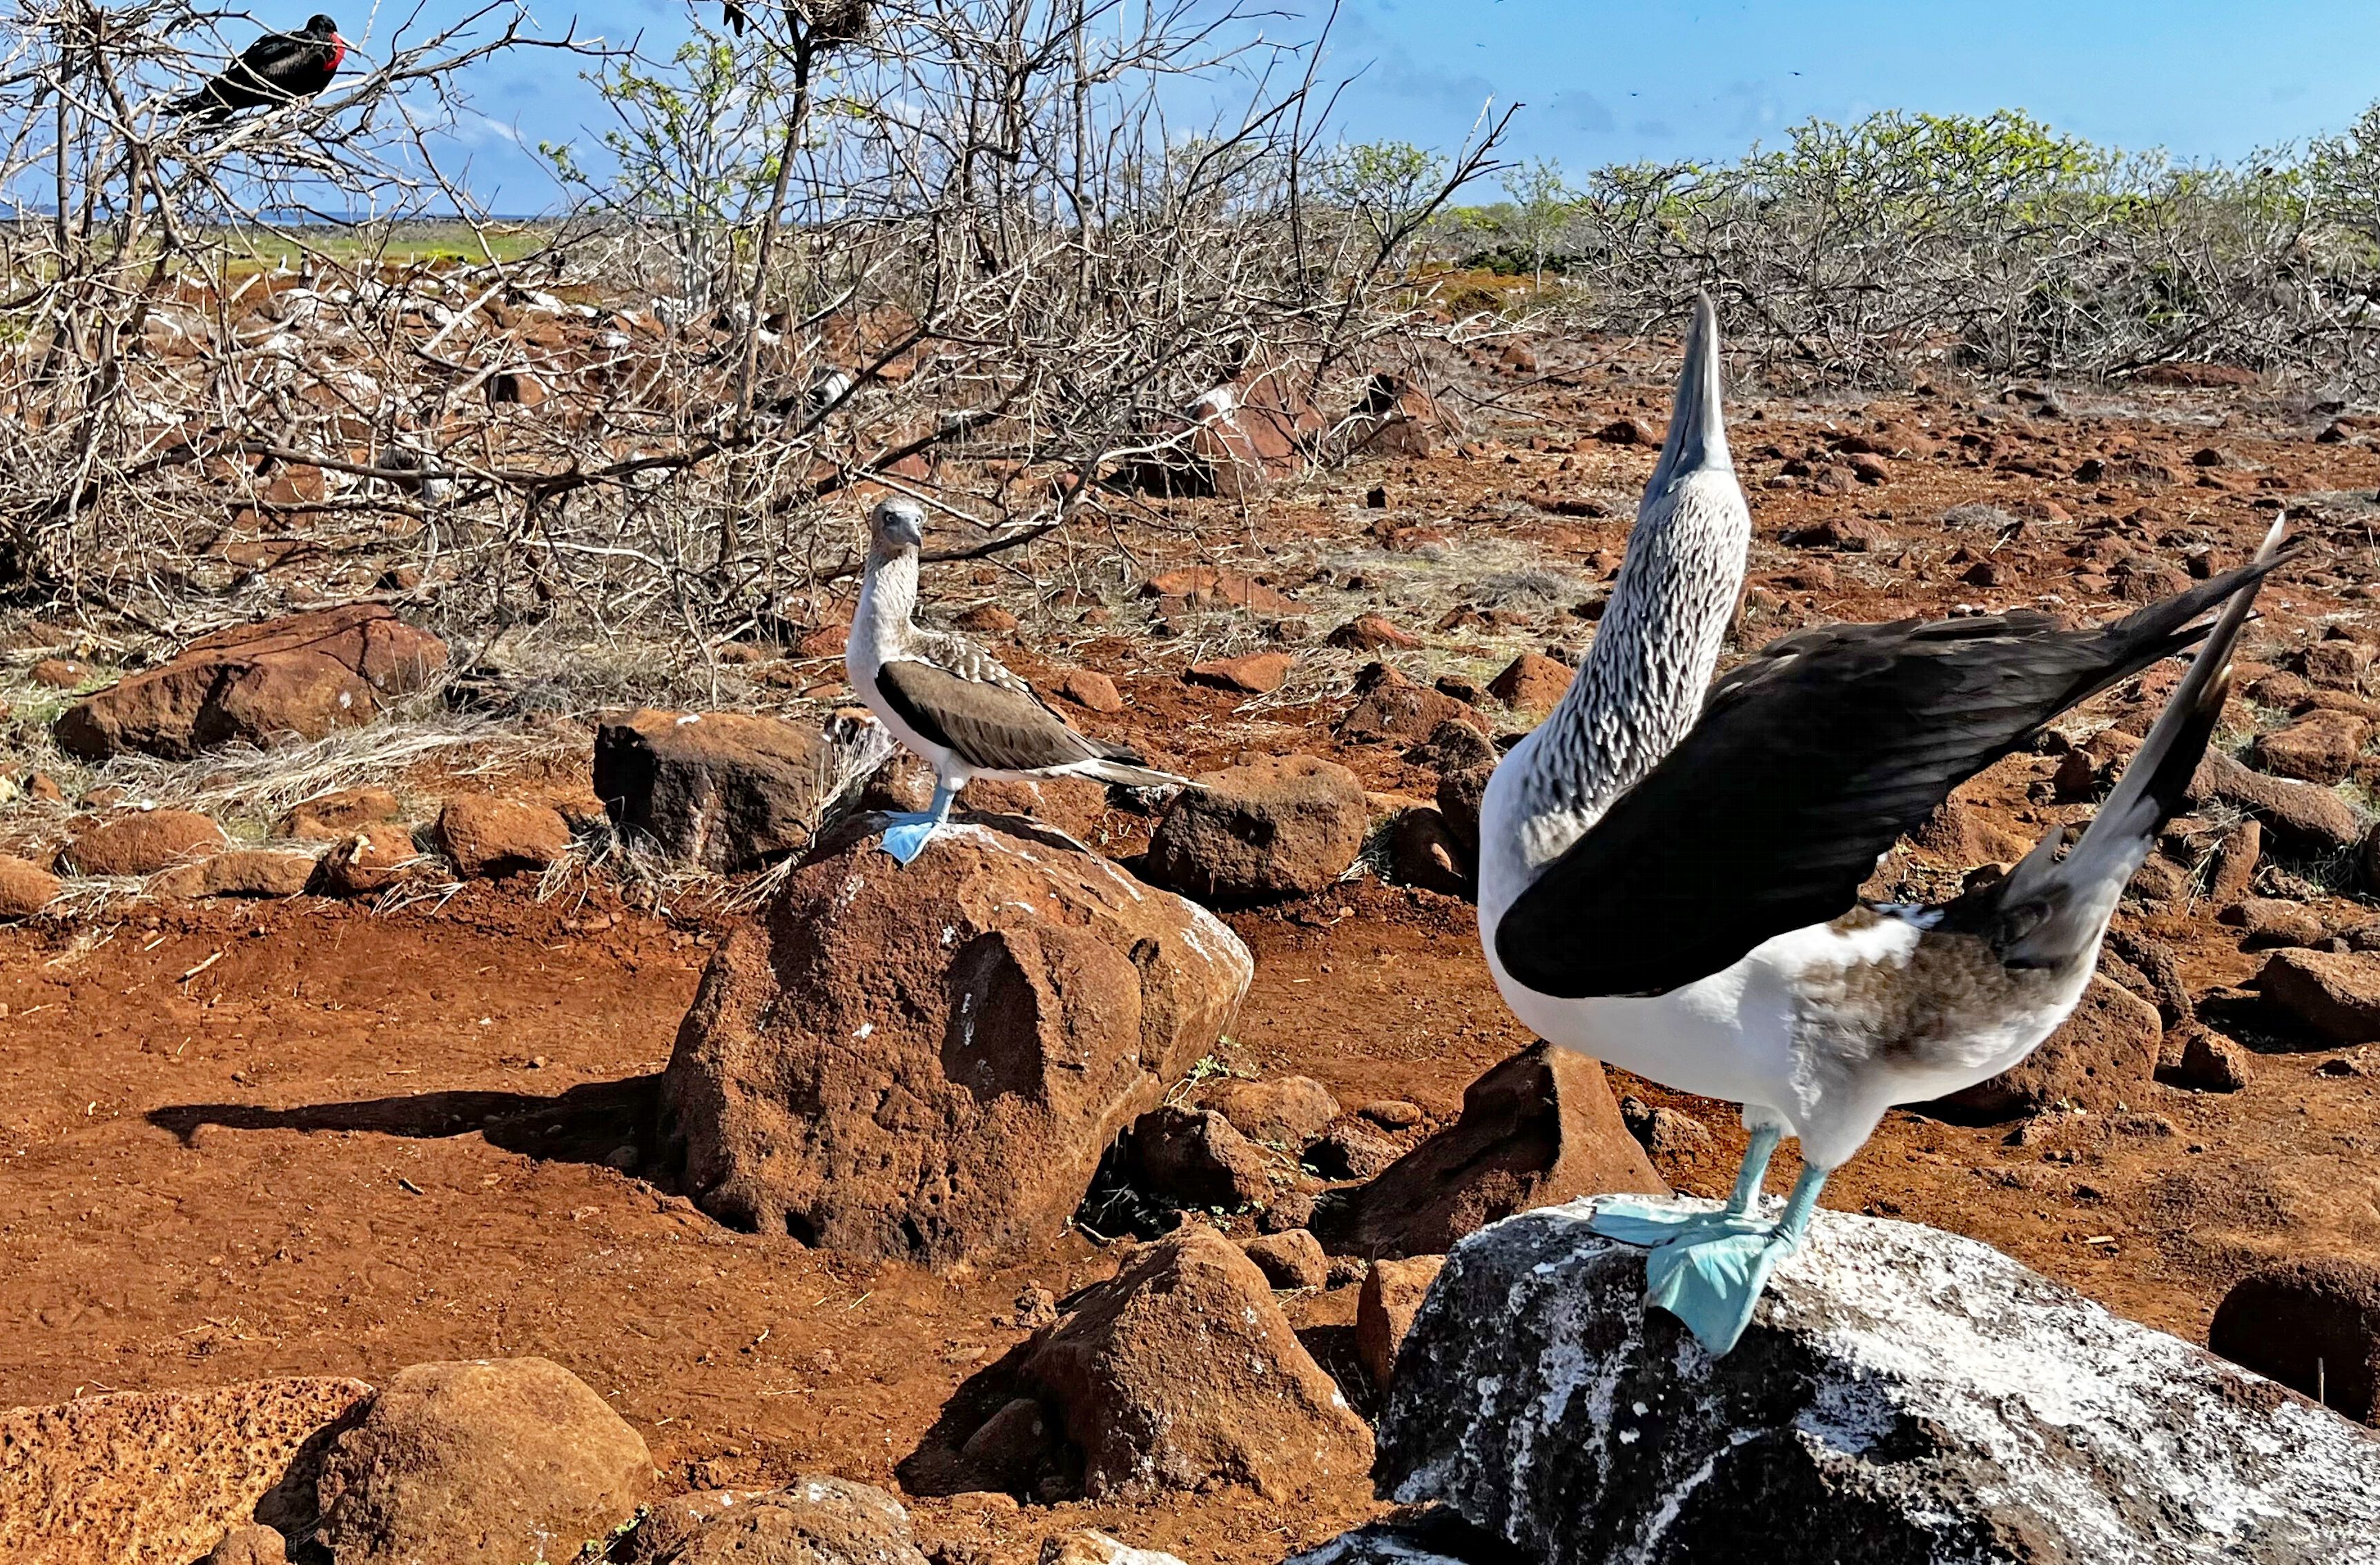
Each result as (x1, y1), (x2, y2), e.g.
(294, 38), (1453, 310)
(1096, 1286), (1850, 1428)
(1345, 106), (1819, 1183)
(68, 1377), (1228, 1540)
(6, 326), (2380, 1562)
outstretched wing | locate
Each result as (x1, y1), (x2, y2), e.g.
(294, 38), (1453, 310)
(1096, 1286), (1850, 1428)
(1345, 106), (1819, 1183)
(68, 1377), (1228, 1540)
(875, 658), (1120, 774)
(1495, 598), (2230, 1001)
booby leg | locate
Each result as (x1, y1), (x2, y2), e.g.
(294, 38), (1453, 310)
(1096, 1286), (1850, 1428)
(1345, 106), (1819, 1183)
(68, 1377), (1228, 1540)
(1642, 1162), (1829, 1357)
(1588, 1121), (1782, 1248)
(879, 780), (957, 865)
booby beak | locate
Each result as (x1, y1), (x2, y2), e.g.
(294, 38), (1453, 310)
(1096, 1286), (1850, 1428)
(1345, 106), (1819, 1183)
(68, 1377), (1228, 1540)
(1645, 291), (1729, 500)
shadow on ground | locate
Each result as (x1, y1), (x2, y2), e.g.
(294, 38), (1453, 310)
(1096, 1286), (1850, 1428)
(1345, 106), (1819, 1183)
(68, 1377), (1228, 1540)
(146, 1074), (663, 1169)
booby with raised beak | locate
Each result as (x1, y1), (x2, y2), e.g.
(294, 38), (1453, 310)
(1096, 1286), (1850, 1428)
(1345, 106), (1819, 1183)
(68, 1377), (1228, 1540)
(1477, 297), (2294, 1355)
(848, 497), (1184, 863)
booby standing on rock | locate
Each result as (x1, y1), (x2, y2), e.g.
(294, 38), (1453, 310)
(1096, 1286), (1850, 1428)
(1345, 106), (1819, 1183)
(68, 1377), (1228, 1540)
(1478, 296), (2295, 1355)
(848, 497), (1185, 864)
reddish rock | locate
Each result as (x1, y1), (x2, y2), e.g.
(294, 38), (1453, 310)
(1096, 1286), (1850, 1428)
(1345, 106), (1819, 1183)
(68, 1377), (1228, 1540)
(1344, 371), (1451, 459)
(1435, 765), (1493, 858)
(1326, 614), (1421, 652)
(1336, 662), (1476, 745)
(1910, 797), (2035, 867)
(54, 605), (446, 760)
(1487, 653), (1574, 716)
(2260, 949), (2380, 1043)
(1383, 807), (1472, 898)
(1131, 1105), (1276, 1208)
(1191, 1075), (1340, 1149)
(1055, 669), (1124, 713)
(1848, 452), (1891, 484)
(860, 751), (1112, 842)
(0, 855), (60, 918)
(1242, 1228), (1329, 1289)
(55, 809), (226, 876)
(315, 1358), (650, 1565)
(1356, 1256), (1445, 1392)
(1187, 651), (1295, 695)
(1922, 978), (2161, 1119)
(1311, 1043), (1666, 1258)
(2209, 1257), (2380, 1424)
(317, 824), (424, 897)
(1144, 754), (1369, 903)
(1018, 1225), (1373, 1499)
(793, 620), (851, 659)
(437, 796), (571, 878)
(595, 708), (859, 872)
(2210, 818), (2263, 905)
(619, 1477), (928, 1565)
(2301, 640), (2373, 692)
(277, 787), (402, 841)
(202, 1525), (288, 1565)
(658, 818), (1251, 1260)
(1594, 417), (1655, 446)
(152, 850), (318, 900)
(2221, 897), (2328, 950)
(1407, 717), (1496, 774)
(2252, 711), (2369, 785)
(1138, 567), (1299, 616)
(0, 1376), (373, 1564)
(955, 603), (1020, 635)
(2172, 1027), (2255, 1092)
(2191, 751), (2363, 854)
(1307, 1121), (1403, 1180)
(30, 656), (89, 688)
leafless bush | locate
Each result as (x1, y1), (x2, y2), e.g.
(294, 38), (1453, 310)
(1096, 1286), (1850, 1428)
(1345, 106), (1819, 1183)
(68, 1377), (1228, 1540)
(0, 0), (1507, 660)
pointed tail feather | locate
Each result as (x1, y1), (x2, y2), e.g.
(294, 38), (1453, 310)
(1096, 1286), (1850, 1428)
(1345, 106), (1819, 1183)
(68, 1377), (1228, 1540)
(1080, 758), (1189, 789)
(1996, 518), (2292, 968)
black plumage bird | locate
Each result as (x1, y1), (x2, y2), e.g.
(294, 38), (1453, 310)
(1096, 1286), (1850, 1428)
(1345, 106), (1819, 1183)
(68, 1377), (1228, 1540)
(719, 0), (870, 43)
(168, 14), (347, 122)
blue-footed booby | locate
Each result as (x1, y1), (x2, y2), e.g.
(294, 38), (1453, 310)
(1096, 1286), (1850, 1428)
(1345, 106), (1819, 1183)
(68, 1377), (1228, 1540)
(1479, 297), (2294, 1355)
(848, 497), (1184, 863)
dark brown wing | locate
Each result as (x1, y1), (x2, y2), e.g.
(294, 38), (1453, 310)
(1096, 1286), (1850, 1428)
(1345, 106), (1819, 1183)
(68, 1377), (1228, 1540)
(1494, 567), (2276, 1000)
(875, 658), (1114, 774)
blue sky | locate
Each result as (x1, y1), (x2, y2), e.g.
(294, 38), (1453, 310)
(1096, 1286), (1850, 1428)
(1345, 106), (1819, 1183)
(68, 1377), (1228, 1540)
(437, 0), (2380, 210)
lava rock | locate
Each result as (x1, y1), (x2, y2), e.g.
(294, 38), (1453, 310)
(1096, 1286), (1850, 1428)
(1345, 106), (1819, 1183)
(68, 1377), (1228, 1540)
(0, 1375), (373, 1565)
(1311, 1043), (1664, 1258)
(53, 605), (445, 761)
(277, 787), (403, 841)
(595, 708), (885, 872)
(619, 1475), (930, 1564)
(1375, 1200), (2380, 1562)
(2260, 949), (2380, 1043)
(1055, 669), (1126, 713)
(2190, 751), (2362, 854)
(2252, 710), (2370, 785)
(0, 854), (61, 918)
(1143, 755), (1369, 903)
(1305, 1121), (1404, 1181)
(1433, 766), (1492, 859)
(2221, 896), (2328, 950)
(1187, 651), (1296, 695)
(1017, 1224), (1373, 1500)
(1327, 614), (1422, 652)
(1336, 663), (1477, 746)
(55, 809), (226, 876)
(151, 849), (319, 900)
(1406, 718), (1496, 774)
(1132, 1105), (1275, 1209)
(2172, 1026), (2255, 1092)
(202, 1525), (289, 1565)
(314, 1358), (651, 1565)
(436, 796), (572, 879)
(1920, 977), (2160, 1120)
(658, 817), (1251, 1261)
(2209, 818), (2263, 904)
(1383, 807), (1473, 898)
(1242, 1228), (1329, 1289)
(1356, 1256), (1445, 1392)
(1485, 653), (1573, 716)
(1191, 1074), (1340, 1149)
(316, 825), (424, 897)
(2208, 1257), (2380, 1426)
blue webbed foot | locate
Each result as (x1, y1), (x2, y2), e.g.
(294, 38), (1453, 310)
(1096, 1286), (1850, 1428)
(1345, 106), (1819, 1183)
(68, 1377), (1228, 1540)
(1643, 1226), (1798, 1357)
(1588, 1197), (1757, 1249)
(878, 815), (940, 865)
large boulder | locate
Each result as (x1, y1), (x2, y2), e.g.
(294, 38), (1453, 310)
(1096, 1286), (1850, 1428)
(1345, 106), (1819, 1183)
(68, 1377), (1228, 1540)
(619, 1477), (928, 1564)
(594, 708), (887, 872)
(313, 1357), (651, 1565)
(1919, 976), (2161, 1120)
(2259, 949), (2380, 1043)
(658, 818), (1253, 1261)
(1143, 755), (1369, 903)
(1369, 1199), (2380, 1564)
(54, 605), (446, 760)
(2210, 1257), (2380, 1426)
(436, 796), (570, 879)
(2189, 751), (2363, 854)
(153, 849), (319, 900)
(0, 1375), (373, 1564)
(1312, 1043), (1664, 1259)
(1017, 1224), (1374, 1499)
